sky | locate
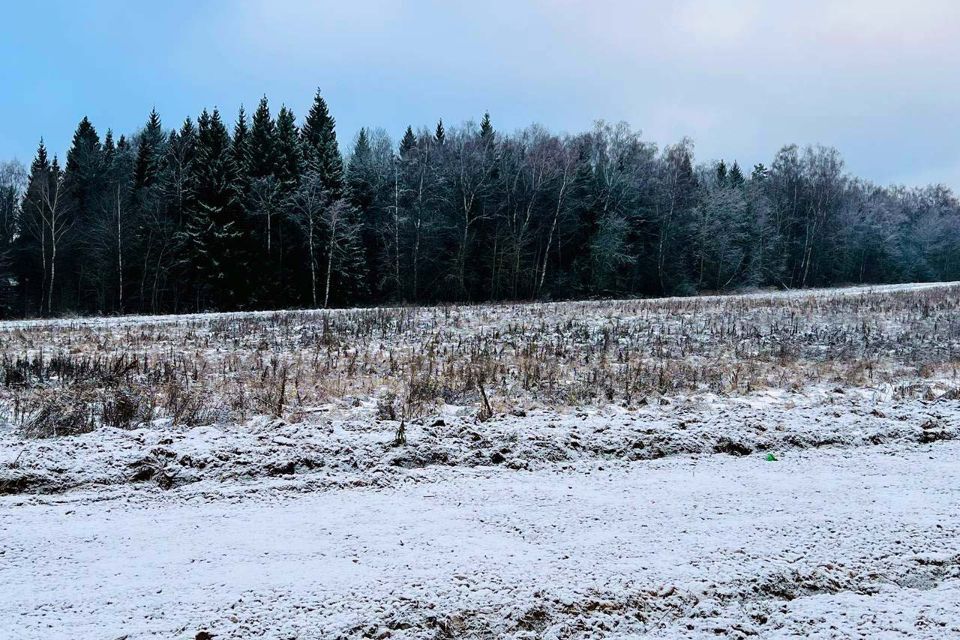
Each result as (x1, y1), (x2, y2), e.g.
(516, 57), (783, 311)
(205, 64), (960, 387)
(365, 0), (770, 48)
(2, 0), (959, 189)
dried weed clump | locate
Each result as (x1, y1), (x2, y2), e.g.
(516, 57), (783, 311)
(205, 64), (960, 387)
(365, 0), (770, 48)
(0, 284), (957, 438)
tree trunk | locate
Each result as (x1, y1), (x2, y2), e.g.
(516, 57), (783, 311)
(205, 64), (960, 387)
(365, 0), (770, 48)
(48, 238), (56, 316)
(538, 179), (566, 297)
(116, 186), (123, 313)
(324, 234), (334, 310)
(393, 162), (401, 299)
(309, 220), (318, 308)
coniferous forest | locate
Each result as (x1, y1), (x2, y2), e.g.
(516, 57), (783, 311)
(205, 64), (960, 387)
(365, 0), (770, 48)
(0, 89), (958, 318)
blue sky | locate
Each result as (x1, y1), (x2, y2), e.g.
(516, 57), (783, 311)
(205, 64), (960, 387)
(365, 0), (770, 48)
(2, 0), (959, 189)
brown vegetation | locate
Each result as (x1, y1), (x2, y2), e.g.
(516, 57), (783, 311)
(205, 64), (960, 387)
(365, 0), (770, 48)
(1, 285), (957, 437)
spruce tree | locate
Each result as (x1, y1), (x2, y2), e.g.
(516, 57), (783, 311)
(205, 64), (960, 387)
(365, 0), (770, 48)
(729, 161), (745, 187)
(63, 116), (103, 226)
(301, 89), (344, 198)
(232, 106), (251, 192)
(63, 117), (105, 312)
(249, 97), (276, 180)
(347, 128), (378, 297)
(102, 129), (115, 165)
(134, 109), (164, 189)
(434, 119), (445, 145)
(715, 160), (728, 186)
(180, 108), (244, 309)
(99, 128), (136, 313)
(479, 112), (494, 140)
(399, 126), (417, 158)
(17, 140), (52, 314)
(347, 128), (374, 211)
(165, 118), (197, 227)
(274, 106), (301, 191)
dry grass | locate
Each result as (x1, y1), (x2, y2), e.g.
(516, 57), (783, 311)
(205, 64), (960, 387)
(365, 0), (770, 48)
(1, 284), (958, 436)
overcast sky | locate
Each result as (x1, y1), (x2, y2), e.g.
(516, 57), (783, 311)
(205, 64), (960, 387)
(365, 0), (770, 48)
(2, 0), (959, 189)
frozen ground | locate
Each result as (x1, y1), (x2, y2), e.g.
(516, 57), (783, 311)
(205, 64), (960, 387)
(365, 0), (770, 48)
(1, 283), (959, 639)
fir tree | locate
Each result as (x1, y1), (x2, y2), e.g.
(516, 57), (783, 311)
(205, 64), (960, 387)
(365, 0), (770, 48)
(434, 119), (445, 145)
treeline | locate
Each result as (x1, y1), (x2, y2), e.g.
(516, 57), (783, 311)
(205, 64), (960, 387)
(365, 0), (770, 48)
(0, 89), (958, 317)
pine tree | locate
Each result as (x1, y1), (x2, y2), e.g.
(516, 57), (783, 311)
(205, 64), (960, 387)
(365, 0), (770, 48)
(434, 119), (445, 145)
(301, 89), (344, 198)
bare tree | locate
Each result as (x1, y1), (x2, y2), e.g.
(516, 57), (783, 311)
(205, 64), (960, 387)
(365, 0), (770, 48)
(30, 164), (72, 315)
(319, 198), (362, 309)
(399, 128), (441, 301)
(534, 137), (577, 297)
(287, 170), (327, 308)
(653, 139), (697, 294)
(497, 127), (555, 297)
(248, 176), (281, 254)
(289, 171), (363, 308)
(446, 124), (497, 298)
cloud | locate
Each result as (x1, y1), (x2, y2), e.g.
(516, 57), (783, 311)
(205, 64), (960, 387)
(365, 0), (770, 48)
(4, 0), (959, 189)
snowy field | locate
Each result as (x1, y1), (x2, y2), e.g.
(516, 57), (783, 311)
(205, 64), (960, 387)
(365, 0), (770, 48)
(1, 283), (960, 639)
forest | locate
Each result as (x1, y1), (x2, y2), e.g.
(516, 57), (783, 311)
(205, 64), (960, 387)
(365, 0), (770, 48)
(0, 88), (957, 317)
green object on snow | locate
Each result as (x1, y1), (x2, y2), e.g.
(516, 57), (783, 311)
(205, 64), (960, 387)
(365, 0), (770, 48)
(765, 453), (778, 462)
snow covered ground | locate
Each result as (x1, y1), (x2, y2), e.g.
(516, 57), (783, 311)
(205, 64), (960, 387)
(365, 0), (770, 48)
(1, 283), (959, 639)
(3, 440), (959, 639)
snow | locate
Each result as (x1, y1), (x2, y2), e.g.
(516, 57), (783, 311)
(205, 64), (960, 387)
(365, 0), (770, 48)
(1, 282), (959, 638)
(3, 443), (959, 639)
(0, 385), (956, 497)
(0, 280), (955, 332)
